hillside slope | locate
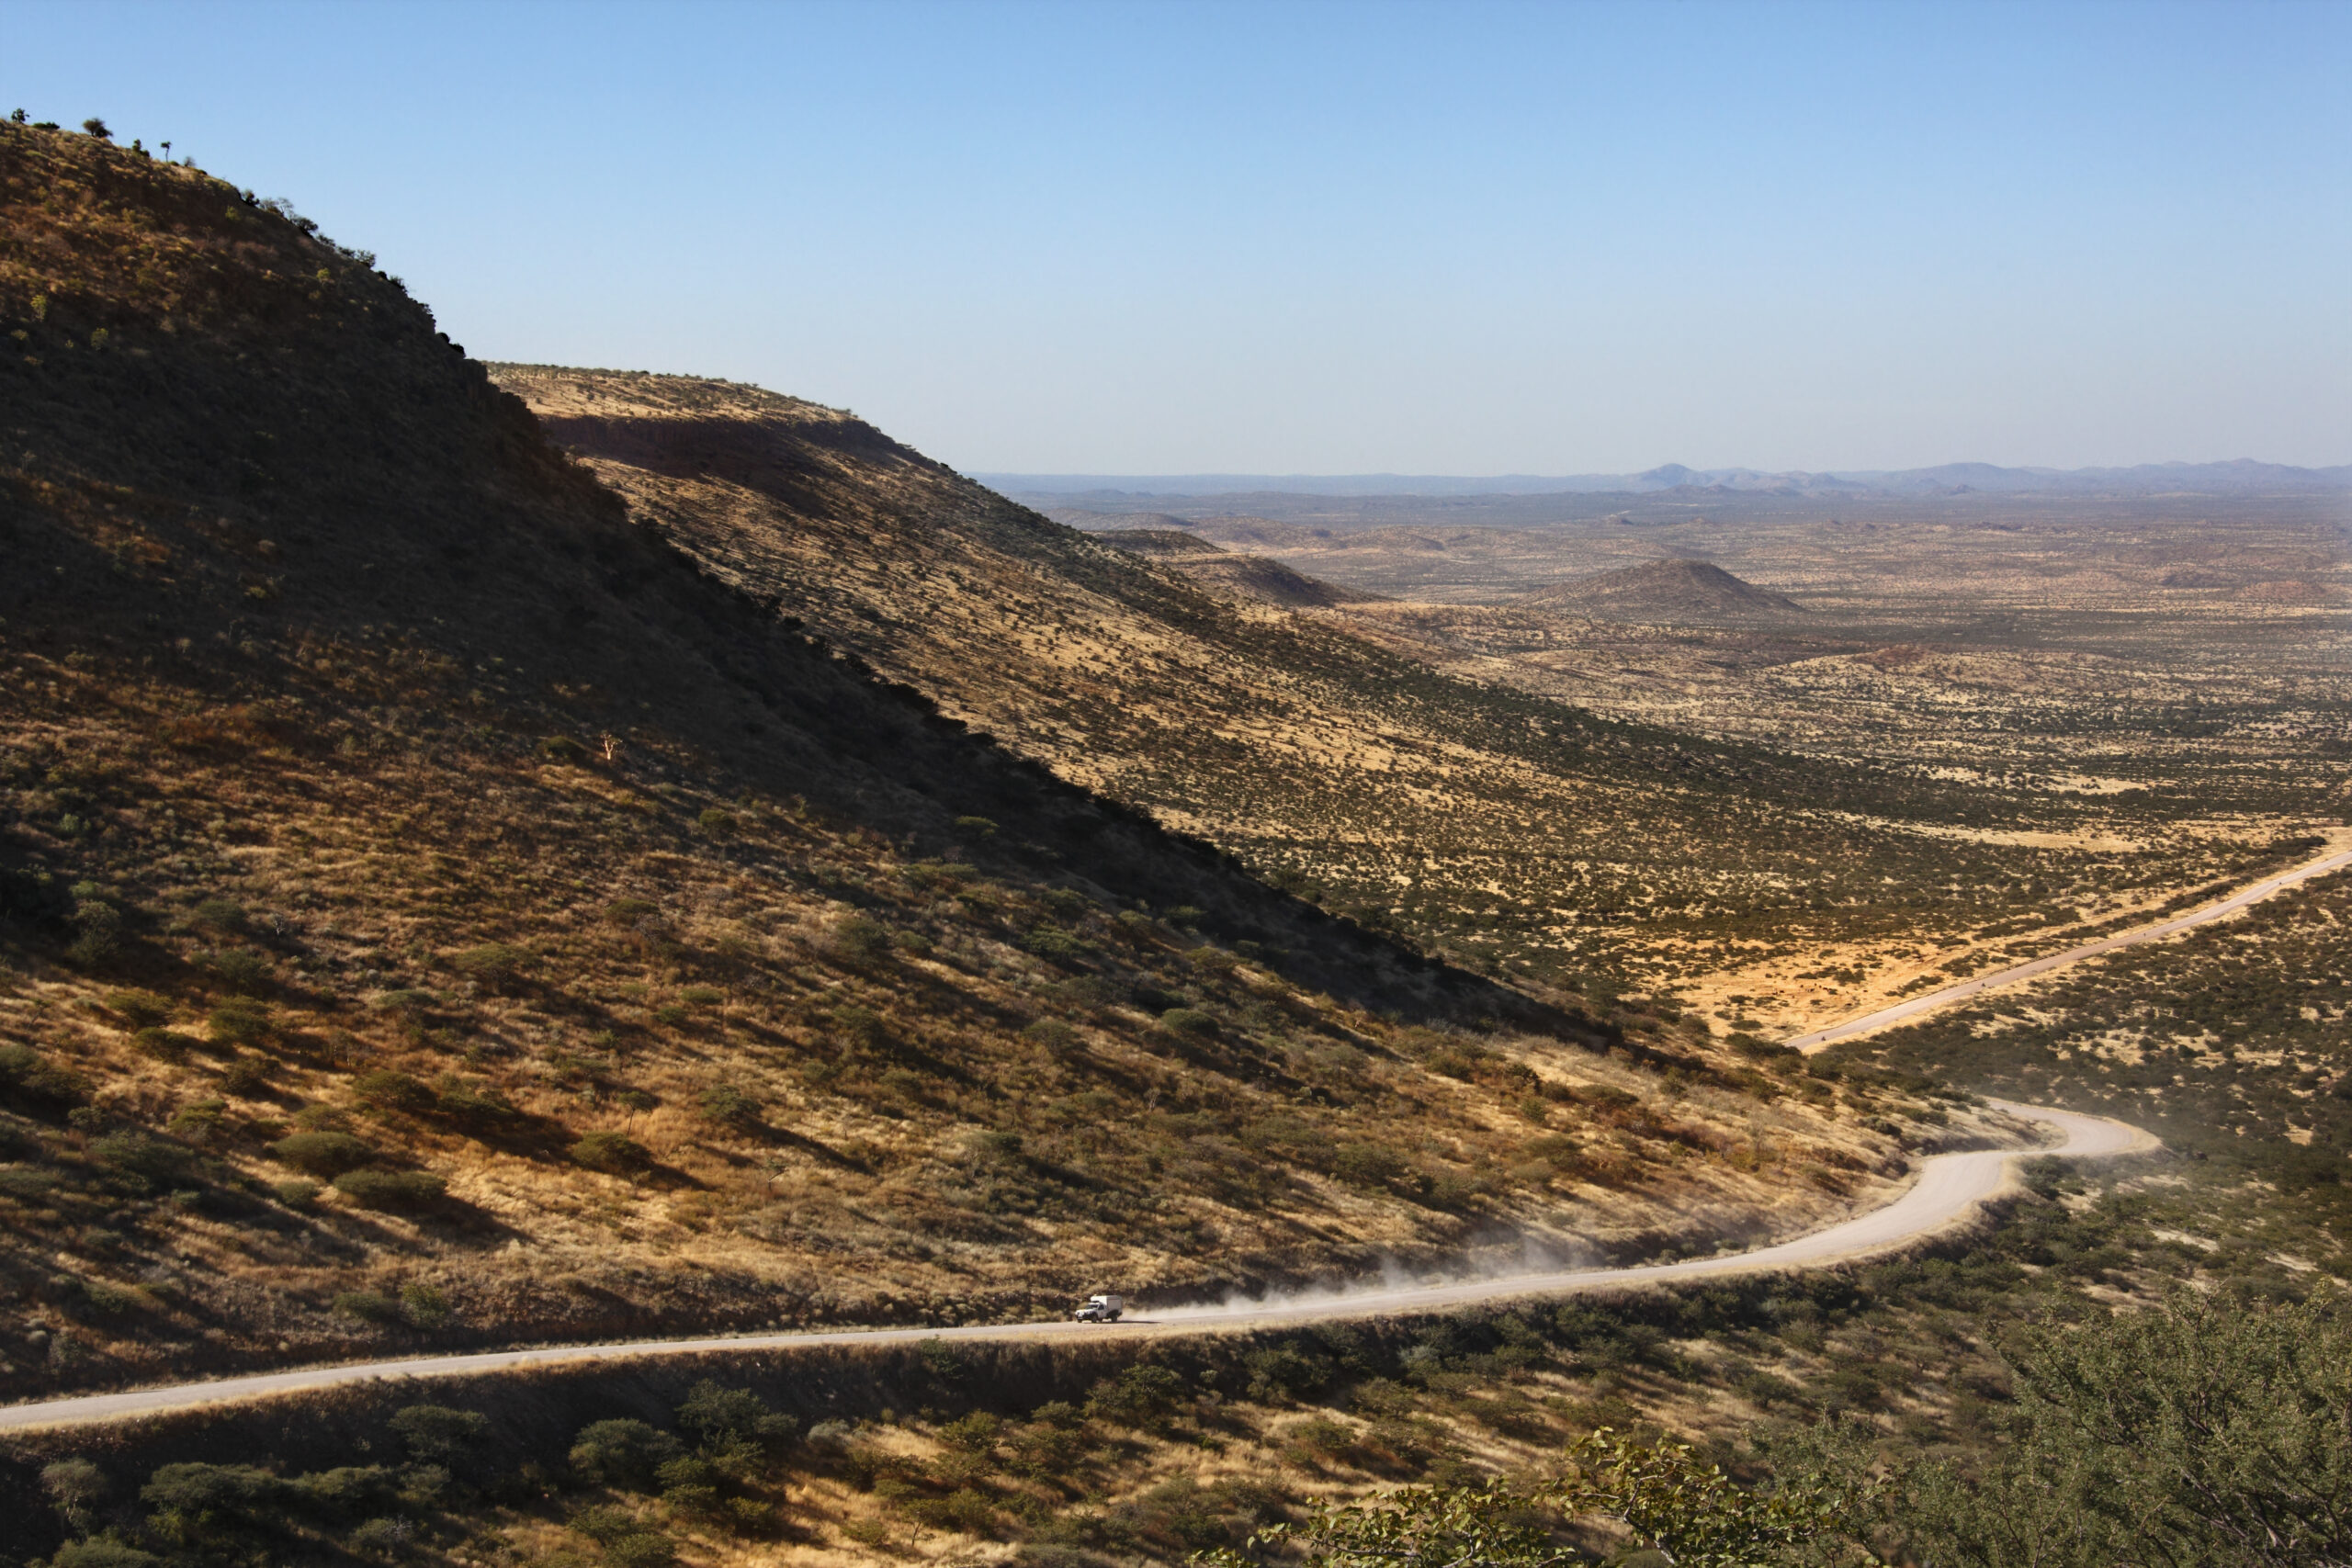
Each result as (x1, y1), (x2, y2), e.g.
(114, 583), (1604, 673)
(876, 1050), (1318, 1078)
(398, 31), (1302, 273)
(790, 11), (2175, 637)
(495, 369), (2270, 1020)
(0, 123), (1962, 1402)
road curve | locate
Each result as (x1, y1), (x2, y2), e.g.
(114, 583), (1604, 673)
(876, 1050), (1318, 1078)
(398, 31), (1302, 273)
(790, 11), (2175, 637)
(1788, 844), (2352, 1052)
(0, 1101), (2150, 1432)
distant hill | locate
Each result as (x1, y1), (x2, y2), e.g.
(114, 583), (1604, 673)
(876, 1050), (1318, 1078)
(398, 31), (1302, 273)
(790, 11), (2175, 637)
(1090, 532), (1379, 607)
(1524, 558), (1804, 619)
(1081, 527), (1222, 557)
(984, 458), (2352, 501)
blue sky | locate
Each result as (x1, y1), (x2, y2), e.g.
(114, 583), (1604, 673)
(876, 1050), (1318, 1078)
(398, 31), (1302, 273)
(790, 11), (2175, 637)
(6, 0), (2347, 473)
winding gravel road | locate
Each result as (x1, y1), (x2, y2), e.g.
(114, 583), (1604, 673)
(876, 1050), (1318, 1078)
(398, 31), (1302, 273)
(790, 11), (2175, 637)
(1788, 843), (2352, 1052)
(0, 1100), (2150, 1432)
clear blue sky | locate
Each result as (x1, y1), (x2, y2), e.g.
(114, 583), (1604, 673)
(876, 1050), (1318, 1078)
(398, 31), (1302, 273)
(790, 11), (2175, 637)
(6, 0), (2347, 474)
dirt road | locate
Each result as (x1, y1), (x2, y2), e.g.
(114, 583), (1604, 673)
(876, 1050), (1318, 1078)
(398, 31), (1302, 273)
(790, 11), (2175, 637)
(1788, 844), (2352, 1052)
(0, 1100), (2149, 1432)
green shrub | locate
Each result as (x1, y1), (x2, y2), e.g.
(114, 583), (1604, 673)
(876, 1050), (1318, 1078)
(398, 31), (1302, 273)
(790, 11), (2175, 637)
(331, 1169), (445, 1209)
(220, 1058), (270, 1098)
(832, 1004), (888, 1050)
(142, 1461), (280, 1531)
(350, 1070), (435, 1113)
(570, 1419), (683, 1489)
(201, 948), (274, 995)
(271, 1130), (375, 1175)
(572, 1132), (651, 1174)
(605, 1534), (678, 1568)
(698, 1084), (761, 1126)
(1159, 1007), (1218, 1040)
(696, 808), (739, 838)
(0, 1043), (85, 1107)
(604, 897), (660, 927)
(1331, 1142), (1405, 1188)
(68, 897), (122, 968)
(1024, 926), (1091, 963)
(334, 1290), (403, 1325)
(206, 997), (271, 1046)
(106, 990), (175, 1029)
(1023, 1018), (1080, 1054)
(189, 898), (247, 933)
(676, 1379), (797, 1447)
(167, 1098), (226, 1139)
(938, 1410), (1002, 1452)
(89, 1134), (189, 1184)
(953, 816), (997, 838)
(540, 736), (591, 763)
(52, 1541), (162, 1568)
(288, 1465), (397, 1518)
(401, 1282), (452, 1327)
(450, 943), (534, 986)
(828, 914), (893, 964)
(132, 1027), (192, 1065)
(273, 1177), (322, 1208)
(41, 1455), (109, 1529)
(347, 1517), (413, 1558)
(680, 985), (725, 1007)
(1085, 1363), (1185, 1428)
(390, 1404), (490, 1464)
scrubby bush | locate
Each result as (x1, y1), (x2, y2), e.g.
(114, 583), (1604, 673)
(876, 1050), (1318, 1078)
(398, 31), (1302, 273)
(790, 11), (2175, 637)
(0, 1043), (85, 1109)
(333, 1290), (403, 1325)
(1331, 1142), (1406, 1188)
(696, 808), (739, 837)
(206, 997), (271, 1046)
(51, 1541), (160, 1568)
(832, 1004), (888, 1051)
(1086, 1363), (1186, 1429)
(142, 1461), (279, 1538)
(188, 898), (247, 934)
(89, 1134), (189, 1185)
(350, 1070), (435, 1113)
(828, 914), (893, 964)
(41, 1455), (108, 1529)
(539, 735), (590, 763)
(401, 1282), (452, 1327)
(132, 1027), (192, 1065)
(1023, 1018), (1080, 1054)
(272, 1131), (376, 1176)
(572, 1131), (651, 1174)
(331, 1169), (445, 1209)
(571, 1419), (683, 1490)
(698, 1084), (761, 1126)
(201, 949), (274, 995)
(451, 943), (535, 987)
(1024, 926), (1091, 963)
(1159, 1007), (1218, 1040)
(390, 1404), (490, 1464)
(105, 990), (174, 1029)
(273, 1177), (322, 1208)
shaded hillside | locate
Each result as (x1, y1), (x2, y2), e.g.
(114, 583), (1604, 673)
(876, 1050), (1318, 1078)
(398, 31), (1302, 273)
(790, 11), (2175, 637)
(0, 121), (1947, 1401)
(1525, 558), (1804, 619)
(497, 368), (2259, 1009)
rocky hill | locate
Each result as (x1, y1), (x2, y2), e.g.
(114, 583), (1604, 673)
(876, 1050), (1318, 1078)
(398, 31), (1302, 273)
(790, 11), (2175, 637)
(1091, 532), (1377, 608)
(0, 120), (1960, 1402)
(1523, 558), (1804, 620)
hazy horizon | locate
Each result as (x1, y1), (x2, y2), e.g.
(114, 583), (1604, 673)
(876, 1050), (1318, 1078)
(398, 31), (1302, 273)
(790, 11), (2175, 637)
(8, 0), (2346, 475)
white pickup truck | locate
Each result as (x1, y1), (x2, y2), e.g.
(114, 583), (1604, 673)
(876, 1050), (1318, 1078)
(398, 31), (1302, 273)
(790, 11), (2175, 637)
(1073, 1293), (1124, 1323)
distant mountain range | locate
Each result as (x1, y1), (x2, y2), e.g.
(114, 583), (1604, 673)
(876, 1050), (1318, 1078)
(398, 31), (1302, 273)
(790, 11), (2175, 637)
(980, 458), (2352, 500)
